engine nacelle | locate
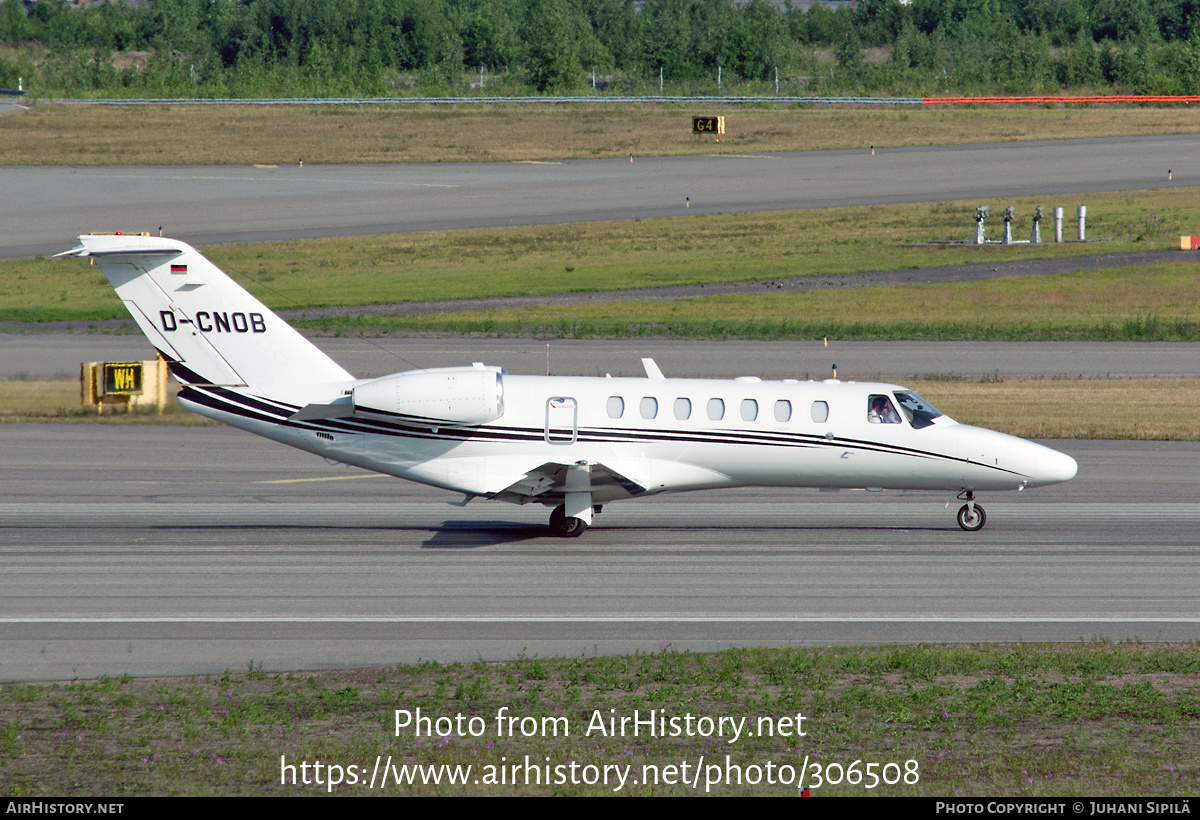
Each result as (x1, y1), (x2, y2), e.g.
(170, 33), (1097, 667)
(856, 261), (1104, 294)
(352, 366), (504, 425)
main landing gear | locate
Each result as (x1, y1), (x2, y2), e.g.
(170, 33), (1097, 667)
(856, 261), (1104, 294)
(956, 491), (986, 532)
(549, 504), (588, 537)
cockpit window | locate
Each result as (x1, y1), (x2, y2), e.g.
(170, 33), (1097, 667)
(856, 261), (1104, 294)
(892, 390), (943, 430)
(867, 394), (902, 424)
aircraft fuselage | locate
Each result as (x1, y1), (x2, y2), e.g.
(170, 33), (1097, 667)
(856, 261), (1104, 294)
(179, 372), (1077, 505)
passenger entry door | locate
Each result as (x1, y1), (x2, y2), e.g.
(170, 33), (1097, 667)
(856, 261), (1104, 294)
(545, 397), (578, 444)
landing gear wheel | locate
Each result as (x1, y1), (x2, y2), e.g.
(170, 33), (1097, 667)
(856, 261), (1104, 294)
(549, 504), (588, 538)
(957, 503), (986, 532)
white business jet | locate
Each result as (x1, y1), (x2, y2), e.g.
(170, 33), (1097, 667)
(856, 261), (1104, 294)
(59, 234), (1077, 536)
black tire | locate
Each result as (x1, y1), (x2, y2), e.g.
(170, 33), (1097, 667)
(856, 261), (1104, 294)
(957, 503), (986, 532)
(549, 504), (588, 538)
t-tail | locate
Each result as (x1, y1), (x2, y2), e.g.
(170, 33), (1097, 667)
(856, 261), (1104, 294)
(56, 234), (351, 387)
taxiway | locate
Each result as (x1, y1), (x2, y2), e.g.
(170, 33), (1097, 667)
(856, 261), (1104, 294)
(3, 134), (1198, 259)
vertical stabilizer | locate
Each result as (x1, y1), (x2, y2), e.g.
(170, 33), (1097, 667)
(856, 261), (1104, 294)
(57, 235), (352, 386)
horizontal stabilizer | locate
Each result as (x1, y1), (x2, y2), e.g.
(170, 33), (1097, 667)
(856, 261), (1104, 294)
(55, 245), (180, 258)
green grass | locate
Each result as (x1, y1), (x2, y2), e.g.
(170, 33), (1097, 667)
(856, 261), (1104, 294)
(4, 644), (1199, 796)
(298, 263), (1200, 341)
(330, 317), (1200, 342)
(4, 188), (1190, 324)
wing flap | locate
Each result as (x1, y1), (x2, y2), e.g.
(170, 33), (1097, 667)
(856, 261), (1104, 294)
(490, 460), (650, 505)
(404, 455), (725, 504)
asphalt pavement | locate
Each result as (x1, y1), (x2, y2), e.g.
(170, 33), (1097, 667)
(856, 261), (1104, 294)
(2, 427), (1197, 680)
(5, 134), (1199, 259)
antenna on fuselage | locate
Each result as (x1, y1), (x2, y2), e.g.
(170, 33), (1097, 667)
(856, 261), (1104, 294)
(642, 358), (665, 381)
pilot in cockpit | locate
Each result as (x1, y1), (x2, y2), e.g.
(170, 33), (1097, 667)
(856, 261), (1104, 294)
(868, 395), (901, 424)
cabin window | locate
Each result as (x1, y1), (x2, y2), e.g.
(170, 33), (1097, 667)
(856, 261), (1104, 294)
(606, 396), (624, 419)
(707, 398), (725, 420)
(811, 401), (829, 423)
(640, 397), (658, 419)
(774, 400), (792, 422)
(893, 390), (944, 430)
(674, 398), (692, 420)
(741, 399), (758, 421)
(868, 394), (902, 424)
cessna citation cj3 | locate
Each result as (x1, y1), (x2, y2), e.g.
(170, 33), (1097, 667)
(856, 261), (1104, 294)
(60, 234), (1078, 536)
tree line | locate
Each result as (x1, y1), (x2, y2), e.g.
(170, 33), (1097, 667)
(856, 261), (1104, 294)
(2, 0), (1200, 97)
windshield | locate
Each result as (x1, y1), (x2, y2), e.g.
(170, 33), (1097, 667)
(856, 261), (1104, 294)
(892, 391), (943, 430)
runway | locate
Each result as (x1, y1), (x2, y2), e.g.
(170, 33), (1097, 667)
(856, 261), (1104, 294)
(4, 133), (1199, 259)
(2, 425), (1198, 680)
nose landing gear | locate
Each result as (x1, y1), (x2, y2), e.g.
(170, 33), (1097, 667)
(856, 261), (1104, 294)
(956, 491), (986, 532)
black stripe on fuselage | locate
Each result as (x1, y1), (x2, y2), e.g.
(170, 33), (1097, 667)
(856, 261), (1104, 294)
(183, 386), (1024, 479)
(155, 349), (210, 387)
(205, 386), (299, 417)
(181, 387), (297, 427)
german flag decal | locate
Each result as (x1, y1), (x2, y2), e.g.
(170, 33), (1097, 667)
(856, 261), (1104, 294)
(170, 264), (187, 273)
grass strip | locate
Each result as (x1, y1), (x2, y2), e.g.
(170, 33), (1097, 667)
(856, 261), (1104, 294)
(6, 104), (1200, 166)
(296, 263), (1200, 342)
(0, 380), (211, 425)
(6, 378), (1198, 440)
(3, 189), (1192, 324)
(4, 643), (1198, 796)
(915, 378), (1200, 440)
(309, 317), (1200, 342)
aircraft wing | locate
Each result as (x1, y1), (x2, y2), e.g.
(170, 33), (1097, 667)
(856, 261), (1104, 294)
(399, 456), (649, 503)
(486, 457), (729, 505)
(490, 460), (649, 505)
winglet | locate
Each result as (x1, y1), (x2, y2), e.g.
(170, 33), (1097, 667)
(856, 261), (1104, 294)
(642, 357), (665, 381)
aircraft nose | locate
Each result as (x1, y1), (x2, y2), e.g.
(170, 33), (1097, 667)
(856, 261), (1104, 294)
(1032, 446), (1078, 486)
